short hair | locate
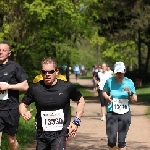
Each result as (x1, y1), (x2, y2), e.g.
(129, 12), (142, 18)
(41, 57), (57, 69)
(101, 63), (107, 66)
(0, 41), (11, 50)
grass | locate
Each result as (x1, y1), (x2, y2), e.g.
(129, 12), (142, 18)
(79, 75), (93, 80)
(136, 85), (150, 103)
(73, 83), (93, 98)
(136, 83), (150, 118)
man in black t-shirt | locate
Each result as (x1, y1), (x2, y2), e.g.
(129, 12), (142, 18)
(0, 42), (29, 150)
(19, 57), (85, 150)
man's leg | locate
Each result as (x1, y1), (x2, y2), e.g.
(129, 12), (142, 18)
(6, 109), (20, 150)
(36, 139), (47, 150)
(8, 135), (18, 150)
(51, 136), (68, 150)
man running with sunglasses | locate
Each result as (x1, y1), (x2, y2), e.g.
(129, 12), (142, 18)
(33, 67), (67, 83)
(19, 57), (85, 150)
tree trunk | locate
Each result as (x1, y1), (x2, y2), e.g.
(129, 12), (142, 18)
(144, 42), (150, 73)
(97, 44), (100, 65)
(66, 60), (70, 82)
(137, 28), (142, 76)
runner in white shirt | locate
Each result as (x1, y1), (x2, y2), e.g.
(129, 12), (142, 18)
(97, 63), (112, 121)
(107, 66), (114, 76)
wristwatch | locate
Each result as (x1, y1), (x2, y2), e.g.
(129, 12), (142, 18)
(72, 117), (81, 126)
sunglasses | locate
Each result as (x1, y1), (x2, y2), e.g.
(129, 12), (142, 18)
(41, 70), (55, 75)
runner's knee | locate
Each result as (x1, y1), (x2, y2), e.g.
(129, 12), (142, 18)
(8, 137), (18, 146)
(108, 143), (116, 148)
(118, 142), (126, 148)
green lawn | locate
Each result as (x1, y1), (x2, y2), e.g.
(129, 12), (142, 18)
(73, 83), (93, 98)
(79, 75), (93, 80)
(136, 83), (150, 118)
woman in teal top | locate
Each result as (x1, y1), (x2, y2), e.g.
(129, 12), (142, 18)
(102, 62), (137, 150)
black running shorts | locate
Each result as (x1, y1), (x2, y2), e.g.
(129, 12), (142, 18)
(0, 109), (20, 136)
(36, 136), (68, 150)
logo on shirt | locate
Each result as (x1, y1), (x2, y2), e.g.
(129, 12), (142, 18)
(59, 93), (63, 95)
(4, 72), (8, 75)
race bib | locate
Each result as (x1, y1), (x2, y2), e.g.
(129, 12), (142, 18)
(41, 109), (64, 131)
(0, 82), (8, 100)
(113, 98), (129, 114)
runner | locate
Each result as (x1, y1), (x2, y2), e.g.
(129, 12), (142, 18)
(19, 57), (85, 150)
(0, 41), (29, 150)
(33, 67), (67, 135)
(97, 63), (112, 121)
(102, 62), (137, 150)
(92, 65), (99, 91)
(74, 64), (80, 82)
(92, 72), (98, 91)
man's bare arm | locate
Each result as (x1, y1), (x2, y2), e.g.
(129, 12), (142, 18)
(8, 80), (29, 91)
(19, 103), (33, 121)
(76, 96), (85, 118)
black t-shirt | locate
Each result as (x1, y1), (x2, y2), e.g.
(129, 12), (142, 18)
(22, 79), (82, 139)
(0, 60), (28, 110)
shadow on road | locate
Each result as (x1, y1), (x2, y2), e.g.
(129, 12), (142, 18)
(66, 133), (150, 150)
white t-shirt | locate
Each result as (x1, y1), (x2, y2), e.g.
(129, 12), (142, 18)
(107, 70), (113, 76)
(98, 71), (112, 90)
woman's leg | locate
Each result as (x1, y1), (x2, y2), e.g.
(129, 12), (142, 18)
(118, 111), (131, 150)
(106, 112), (118, 150)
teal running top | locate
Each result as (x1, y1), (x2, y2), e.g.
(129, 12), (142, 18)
(103, 76), (136, 112)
